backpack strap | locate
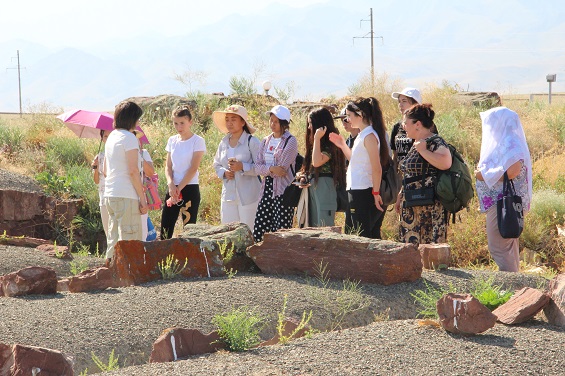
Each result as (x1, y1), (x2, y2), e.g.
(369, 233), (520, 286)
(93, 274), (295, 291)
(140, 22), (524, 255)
(282, 135), (297, 176)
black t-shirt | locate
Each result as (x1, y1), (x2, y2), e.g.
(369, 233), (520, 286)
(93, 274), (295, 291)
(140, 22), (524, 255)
(390, 121), (414, 163)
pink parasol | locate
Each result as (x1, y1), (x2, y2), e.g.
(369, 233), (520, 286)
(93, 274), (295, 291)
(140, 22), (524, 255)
(56, 109), (150, 144)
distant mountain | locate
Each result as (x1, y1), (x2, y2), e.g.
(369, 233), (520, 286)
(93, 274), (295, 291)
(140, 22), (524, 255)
(0, 1), (563, 112)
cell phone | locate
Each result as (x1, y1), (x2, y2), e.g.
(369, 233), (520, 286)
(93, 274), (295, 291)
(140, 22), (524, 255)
(228, 157), (237, 162)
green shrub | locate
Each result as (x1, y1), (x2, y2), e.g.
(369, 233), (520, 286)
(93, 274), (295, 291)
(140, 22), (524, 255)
(45, 137), (88, 169)
(212, 306), (265, 351)
(0, 124), (25, 155)
(411, 279), (457, 319)
(470, 276), (513, 310)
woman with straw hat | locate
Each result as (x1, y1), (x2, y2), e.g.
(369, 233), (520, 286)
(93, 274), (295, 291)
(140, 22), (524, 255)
(212, 105), (262, 231)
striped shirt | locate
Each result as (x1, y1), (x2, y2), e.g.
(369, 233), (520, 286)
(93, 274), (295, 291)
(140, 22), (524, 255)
(255, 130), (298, 197)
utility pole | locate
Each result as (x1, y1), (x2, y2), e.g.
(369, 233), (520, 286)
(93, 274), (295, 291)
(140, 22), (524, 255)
(7, 50), (24, 117)
(353, 8), (383, 93)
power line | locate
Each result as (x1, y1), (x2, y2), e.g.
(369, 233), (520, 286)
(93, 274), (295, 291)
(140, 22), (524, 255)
(6, 50), (25, 117)
(353, 8), (383, 91)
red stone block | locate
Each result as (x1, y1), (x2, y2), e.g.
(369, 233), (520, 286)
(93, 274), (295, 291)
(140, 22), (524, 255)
(247, 229), (422, 285)
(493, 287), (550, 324)
(111, 238), (225, 286)
(0, 266), (57, 297)
(149, 328), (225, 363)
(419, 243), (451, 269)
(0, 343), (73, 376)
(437, 293), (497, 334)
(68, 267), (115, 293)
(543, 273), (565, 327)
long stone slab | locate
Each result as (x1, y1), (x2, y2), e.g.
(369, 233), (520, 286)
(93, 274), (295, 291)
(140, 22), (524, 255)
(247, 228), (422, 285)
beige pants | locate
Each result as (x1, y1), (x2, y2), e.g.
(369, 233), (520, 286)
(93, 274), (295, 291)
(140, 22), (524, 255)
(100, 204), (109, 239)
(486, 205), (520, 272)
(104, 197), (142, 260)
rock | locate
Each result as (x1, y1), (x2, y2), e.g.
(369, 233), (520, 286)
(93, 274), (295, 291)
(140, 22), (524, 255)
(57, 279), (69, 292)
(492, 287), (550, 324)
(67, 267), (115, 293)
(110, 238), (225, 286)
(0, 343), (73, 376)
(0, 236), (51, 248)
(454, 92), (501, 108)
(0, 266), (57, 297)
(0, 175), (84, 239)
(149, 328), (225, 363)
(437, 293), (497, 334)
(543, 273), (565, 327)
(246, 229), (422, 285)
(36, 244), (73, 260)
(259, 317), (311, 347)
(419, 243), (451, 269)
(180, 223), (258, 273)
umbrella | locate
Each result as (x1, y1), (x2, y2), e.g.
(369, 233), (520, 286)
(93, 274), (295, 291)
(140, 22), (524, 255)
(56, 109), (150, 144)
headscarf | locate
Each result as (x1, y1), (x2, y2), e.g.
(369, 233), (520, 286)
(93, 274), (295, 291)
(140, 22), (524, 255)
(477, 106), (532, 200)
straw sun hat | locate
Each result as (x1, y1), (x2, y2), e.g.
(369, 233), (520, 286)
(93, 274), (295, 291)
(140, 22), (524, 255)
(212, 105), (256, 134)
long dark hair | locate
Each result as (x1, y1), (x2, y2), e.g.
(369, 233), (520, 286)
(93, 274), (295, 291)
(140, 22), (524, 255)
(301, 107), (346, 187)
(346, 97), (390, 167)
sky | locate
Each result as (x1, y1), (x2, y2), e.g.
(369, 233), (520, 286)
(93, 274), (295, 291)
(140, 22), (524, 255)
(1, 0), (564, 111)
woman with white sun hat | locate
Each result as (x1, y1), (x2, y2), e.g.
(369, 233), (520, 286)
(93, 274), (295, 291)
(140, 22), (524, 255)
(212, 104), (262, 231)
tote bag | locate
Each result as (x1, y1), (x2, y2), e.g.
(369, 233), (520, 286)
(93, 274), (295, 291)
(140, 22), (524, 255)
(497, 172), (524, 239)
(143, 174), (162, 210)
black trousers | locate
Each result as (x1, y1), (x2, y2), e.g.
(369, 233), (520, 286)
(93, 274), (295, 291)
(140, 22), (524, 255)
(160, 184), (200, 240)
(348, 187), (387, 239)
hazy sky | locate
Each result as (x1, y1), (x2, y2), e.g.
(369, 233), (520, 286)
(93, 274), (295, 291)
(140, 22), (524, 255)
(1, 0), (325, 47)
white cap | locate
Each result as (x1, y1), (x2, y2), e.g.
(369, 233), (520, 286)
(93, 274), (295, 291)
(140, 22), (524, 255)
(391, 87), (422, 104)
(266, 105), (291, 122)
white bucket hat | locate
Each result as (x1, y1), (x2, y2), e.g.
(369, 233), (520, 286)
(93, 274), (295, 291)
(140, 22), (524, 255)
(212, 105), (255, 134)
(265, 105), (291, 122)
(391, 87), (423, 104)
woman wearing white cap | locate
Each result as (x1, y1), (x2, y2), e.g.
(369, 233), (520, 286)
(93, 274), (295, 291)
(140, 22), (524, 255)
(390, 87), (422, 166)
(475, 107), (532, 272)
(252, 105), (298, 242)
(212, 105), (262, 231)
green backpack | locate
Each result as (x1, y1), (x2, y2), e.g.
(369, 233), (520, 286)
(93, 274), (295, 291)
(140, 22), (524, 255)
(426, 135), (474, 217)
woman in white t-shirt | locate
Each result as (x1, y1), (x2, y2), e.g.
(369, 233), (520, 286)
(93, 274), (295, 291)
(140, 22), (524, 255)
(91, 129), (111, 239)
(160, 106), (206, 239)
(329, 97), (389, 239)
(103, 101), (148, 261)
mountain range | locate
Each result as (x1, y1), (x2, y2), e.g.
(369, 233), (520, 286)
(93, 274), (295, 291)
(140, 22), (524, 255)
(0, 1), (563, 112)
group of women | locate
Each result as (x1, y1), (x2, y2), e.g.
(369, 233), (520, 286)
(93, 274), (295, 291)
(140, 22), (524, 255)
(97, 91), (532, 273)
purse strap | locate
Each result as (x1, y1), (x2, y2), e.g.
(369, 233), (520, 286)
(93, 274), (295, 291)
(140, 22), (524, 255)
(503, 171), (517, 195)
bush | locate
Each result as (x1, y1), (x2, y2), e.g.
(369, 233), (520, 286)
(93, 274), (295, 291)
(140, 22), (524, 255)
(212, 306), (265, 351)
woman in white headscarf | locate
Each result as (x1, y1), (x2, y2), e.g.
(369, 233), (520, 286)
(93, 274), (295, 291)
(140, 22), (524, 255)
(475, 107), (532, 272)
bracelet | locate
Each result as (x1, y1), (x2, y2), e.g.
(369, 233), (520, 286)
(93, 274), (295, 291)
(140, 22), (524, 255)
(372, 190), (380, 196)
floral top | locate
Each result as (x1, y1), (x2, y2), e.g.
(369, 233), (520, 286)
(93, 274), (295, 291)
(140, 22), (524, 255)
(476, 160), (530, 213)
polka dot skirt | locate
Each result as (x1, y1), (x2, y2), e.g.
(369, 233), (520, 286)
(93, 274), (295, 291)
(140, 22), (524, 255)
(253, 177), (295, 242)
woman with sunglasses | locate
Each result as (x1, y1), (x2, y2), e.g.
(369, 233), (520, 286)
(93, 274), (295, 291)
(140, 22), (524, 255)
(329, 97), (390, 238)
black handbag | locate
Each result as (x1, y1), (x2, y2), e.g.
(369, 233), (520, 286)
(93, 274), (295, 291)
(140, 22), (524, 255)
(497, 172), (524, 238)
(336, 182), (348, 212)
(403, 186), (435, 207)
(282, 182), (302, 207)
(380, 158), (401, 206)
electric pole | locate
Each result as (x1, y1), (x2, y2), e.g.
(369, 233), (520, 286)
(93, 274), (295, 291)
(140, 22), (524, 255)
(353, 8), (383, 93)
(7, 50), (24, 117)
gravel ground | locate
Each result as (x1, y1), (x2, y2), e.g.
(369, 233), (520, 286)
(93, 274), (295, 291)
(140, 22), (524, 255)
(0, 244), (562, 375)
(0, 169), (44, 193)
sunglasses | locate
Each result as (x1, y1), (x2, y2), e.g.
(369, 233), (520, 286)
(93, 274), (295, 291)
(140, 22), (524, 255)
(342, 117), (350, 124)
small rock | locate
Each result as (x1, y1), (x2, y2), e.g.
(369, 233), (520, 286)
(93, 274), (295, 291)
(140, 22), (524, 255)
(493, 287), (550, 324)
(149, 328), (225, 363)
(437, 293), (497, 334)
(0, 266), (57, 297)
